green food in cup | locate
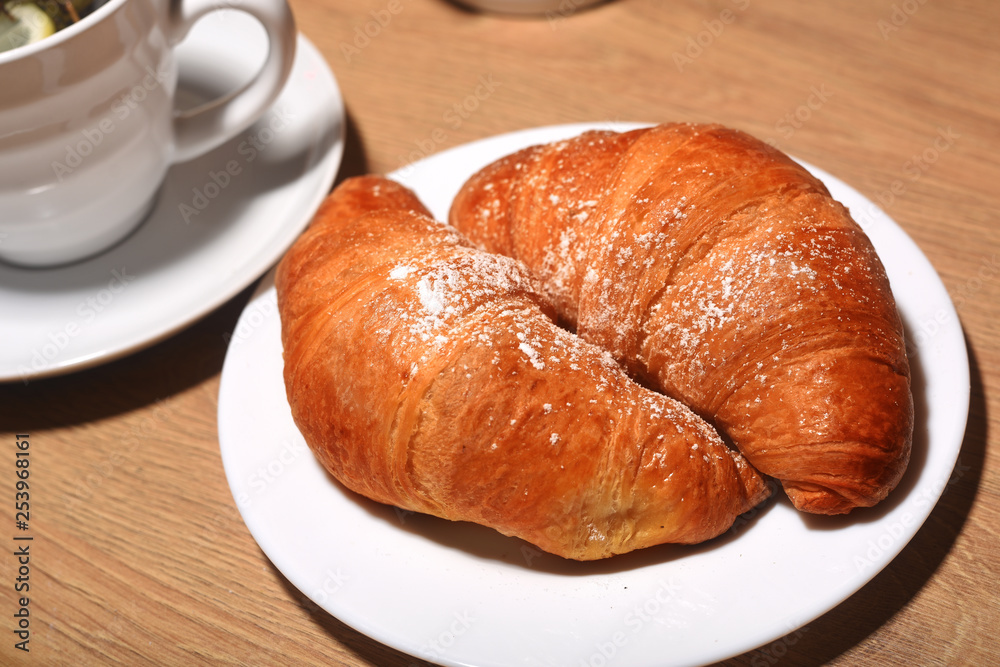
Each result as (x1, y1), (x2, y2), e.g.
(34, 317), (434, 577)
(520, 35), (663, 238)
(0, 0), (101, 53)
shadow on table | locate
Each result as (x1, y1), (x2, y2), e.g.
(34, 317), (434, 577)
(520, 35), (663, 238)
(714, 334), (986, 666)
(272, 564), (439, 667)
(0, 283), (253, 428)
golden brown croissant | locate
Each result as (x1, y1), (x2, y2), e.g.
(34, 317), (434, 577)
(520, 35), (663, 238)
(276, 175), (769, 560)
(449, 124), (913, 515)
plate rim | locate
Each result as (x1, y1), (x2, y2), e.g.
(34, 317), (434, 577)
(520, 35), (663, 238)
(218, 121), (970, 667)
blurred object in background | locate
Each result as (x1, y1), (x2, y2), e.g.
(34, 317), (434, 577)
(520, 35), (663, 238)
(452, 0), (606, 16)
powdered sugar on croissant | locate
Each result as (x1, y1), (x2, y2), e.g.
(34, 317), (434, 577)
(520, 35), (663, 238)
(450, 124), (913, 514)
(276, 176), (770, 560)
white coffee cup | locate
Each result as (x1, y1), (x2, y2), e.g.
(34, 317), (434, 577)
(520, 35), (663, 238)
(0, 0), (296, 267)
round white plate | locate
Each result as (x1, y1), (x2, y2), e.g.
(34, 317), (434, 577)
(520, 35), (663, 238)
(0, 11), (344, 383)
(217, 123), (969, 667)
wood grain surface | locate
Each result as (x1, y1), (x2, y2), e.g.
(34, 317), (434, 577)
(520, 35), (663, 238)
(3, 0), (998, 665)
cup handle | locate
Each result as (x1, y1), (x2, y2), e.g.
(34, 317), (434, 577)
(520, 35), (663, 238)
(169, 0), (297, 163)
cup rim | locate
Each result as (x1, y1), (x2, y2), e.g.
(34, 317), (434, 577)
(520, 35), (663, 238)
(0, 0), (128, 66)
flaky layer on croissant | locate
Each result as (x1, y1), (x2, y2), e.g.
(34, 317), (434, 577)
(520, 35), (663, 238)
(449, 124), (913, 515)
(276, 176), (770, 560)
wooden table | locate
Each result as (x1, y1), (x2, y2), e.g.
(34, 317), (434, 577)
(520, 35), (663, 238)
(3, 0), (998, 664)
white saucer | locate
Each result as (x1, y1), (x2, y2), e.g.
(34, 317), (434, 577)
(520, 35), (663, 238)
(0, 11), (344, 383)
(217, 123), (969, 667)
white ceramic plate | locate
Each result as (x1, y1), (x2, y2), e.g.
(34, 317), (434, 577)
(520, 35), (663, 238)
(0, 11), (344, 382)
(217, 123), (969, 667)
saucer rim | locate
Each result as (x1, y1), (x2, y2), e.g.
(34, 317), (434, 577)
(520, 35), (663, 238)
(0, 30), (344, 383)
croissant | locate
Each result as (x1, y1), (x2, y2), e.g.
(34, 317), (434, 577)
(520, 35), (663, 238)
(449, 123), (913, 515)
(276, 175), (769, 560)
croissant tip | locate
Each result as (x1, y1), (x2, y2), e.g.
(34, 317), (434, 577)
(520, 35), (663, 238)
(783, 482), (887, 515)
